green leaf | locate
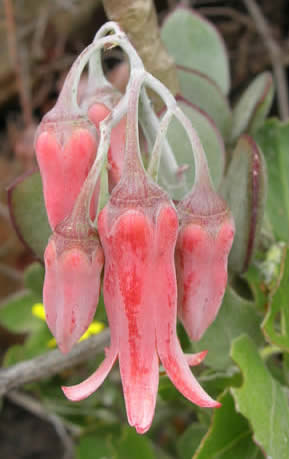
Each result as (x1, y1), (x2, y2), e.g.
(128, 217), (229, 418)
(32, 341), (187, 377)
(8, 171), (51, 259)
(116, 427), (155, 459)
(177, 424), (207, 459)
(192, 286), (264, 370)
(177, 67), (232, 138)
(220, 135), (267, 273)
(77, 434), (116, 459)
(194, 391), (263, 458)
(161, 8), (230, 94)
(199, 368), (242, 400)
(255, 119), (289, 241)
(0, 290), (42, 334)
(160, 98), (225, 200)
(262, 245), (289, 351)
(24, 262), (45, 297)
(3, 323), (52, 365)
(231, 72), (274, 143)
(231, 335), (289, 459)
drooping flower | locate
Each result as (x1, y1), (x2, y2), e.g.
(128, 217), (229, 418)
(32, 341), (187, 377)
(43, 228), (104, 354)
(62, 75), (219, 434)
(35, 42), (109, 230)
(175, 155), (235, 341)
(35, 107), (98, 230)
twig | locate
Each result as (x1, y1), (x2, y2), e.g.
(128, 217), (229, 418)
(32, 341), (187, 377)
(0, 329), (110, 396)
(199, 7), (255, 30)
(7, 390), (77, 459)
(243, 0), (289, 120)
(4, 0), (33, 126)
(0, 263), (23, 281)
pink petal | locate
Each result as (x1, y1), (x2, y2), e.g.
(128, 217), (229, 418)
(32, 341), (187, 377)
(62, 346), (118, 401)
(186, 351), (208, 366)
(43, 237), (104, 354)
(176, 218), (234, 341)
(99, 208), (159, 434)
(43, 238), (58, 334)
(154, 206), (220, 408)
(36, 129), (97, 229)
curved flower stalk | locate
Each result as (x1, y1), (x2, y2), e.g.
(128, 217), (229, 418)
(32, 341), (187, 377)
(62, 72), (220, 434)
(144, 73), (235, 341)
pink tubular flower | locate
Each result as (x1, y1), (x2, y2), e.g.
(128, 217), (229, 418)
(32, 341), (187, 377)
(44, 230), (104, 354)
(175, 181), (235, 341)
(62, 75), (220, 434)
(36, 123), (97, 229)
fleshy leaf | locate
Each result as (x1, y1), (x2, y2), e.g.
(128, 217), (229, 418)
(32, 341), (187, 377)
(231, 335), (289, 458)
(160, 98), (225, 200)
(8, 171), (51, 259)
(0, 291), (42, 334)
(24, 262), (45, 298)
(177, 424), (207, 459)
(192, 286), (264, 370)
(117, 427), (156, 459)
(231, 72), (274, 143)
(262, 245), (289, 352)
(255, 119), (289, 241)
(161, 8), (230, 94)
(76, 434), (117, 459)
(220, 135), (267, 273)
(177, 66), (232, 138)
(193, 391), (263, 459)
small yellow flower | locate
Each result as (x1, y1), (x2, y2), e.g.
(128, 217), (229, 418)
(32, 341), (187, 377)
(32, 303), (105, 348)
(32, 303), (46, 321)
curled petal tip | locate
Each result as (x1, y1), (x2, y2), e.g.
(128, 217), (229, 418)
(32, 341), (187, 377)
(186, 350), (208, 366)
(62, 347), (117, 402)
(61, 385), (82, 402)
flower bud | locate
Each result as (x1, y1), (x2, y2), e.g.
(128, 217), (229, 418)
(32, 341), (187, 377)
(44, 229), (104, 354)
(176, 186), (235, 341)
(35, 114), (98, 230)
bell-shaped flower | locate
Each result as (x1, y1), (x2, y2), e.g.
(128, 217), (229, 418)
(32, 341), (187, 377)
(44, 230), (103, 354)
(175, 148), (235, 341)
(62, 75), (219, 434)
(35, 44), (106, 230)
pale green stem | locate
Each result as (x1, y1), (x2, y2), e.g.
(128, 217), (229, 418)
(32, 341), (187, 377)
(147, 109), (173, 181)
(139, 89), (182, 187)
(144, 72), (213, 188)
(88, 22), (123, 92)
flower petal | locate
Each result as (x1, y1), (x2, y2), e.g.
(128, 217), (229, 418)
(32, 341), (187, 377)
(62, 346), (117, 401)
(186, 351), (208, 366)
(36, 129), (97, 229)
(176, 219), (234, 341)
(154, 207), (220, 408)
(44, 238), (103, 354)
(103, 209), (159, 434)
